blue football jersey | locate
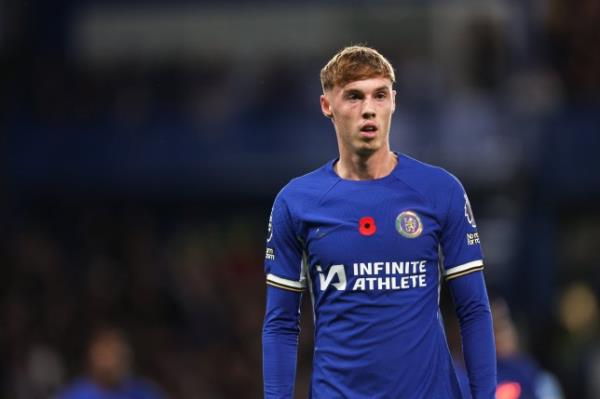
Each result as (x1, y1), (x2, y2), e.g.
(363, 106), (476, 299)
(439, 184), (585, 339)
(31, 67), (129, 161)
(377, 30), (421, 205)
(264, 153), (487, 398)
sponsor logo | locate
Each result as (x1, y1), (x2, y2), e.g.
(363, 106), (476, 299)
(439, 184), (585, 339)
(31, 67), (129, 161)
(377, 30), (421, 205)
(314, 225), (344, 239)
(316, 264), (347, 291)
(316, 260), (428, 292)
(395, 211), (423, 238)
(466, 232), (480, 246)
(315, 227), (326, 238)
(358, 216), (377, 236)
(464, 193), (477, 228)
(265, 247), (275, 260)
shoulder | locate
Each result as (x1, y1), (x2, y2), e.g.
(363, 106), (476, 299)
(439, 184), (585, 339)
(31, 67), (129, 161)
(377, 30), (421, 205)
(395, 153), (463, 195)
(124, 378), (166, 398)
(275, 160), (338, 206)
(56, 378), (97, 399)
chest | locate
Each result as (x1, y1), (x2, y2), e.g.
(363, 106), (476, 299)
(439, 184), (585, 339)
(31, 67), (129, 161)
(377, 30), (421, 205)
(301, 185), (442, 266)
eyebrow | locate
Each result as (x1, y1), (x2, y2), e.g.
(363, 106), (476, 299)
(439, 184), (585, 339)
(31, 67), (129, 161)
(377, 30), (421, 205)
(373, 86), (391, 93)
(343, 86), (390, 94)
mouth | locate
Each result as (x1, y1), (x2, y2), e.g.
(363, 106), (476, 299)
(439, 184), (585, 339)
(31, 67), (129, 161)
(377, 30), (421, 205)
(360, 123), (378, 139)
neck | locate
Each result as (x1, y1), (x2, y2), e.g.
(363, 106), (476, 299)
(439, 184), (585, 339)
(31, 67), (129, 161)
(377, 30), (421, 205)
(335, 149), (397, 180)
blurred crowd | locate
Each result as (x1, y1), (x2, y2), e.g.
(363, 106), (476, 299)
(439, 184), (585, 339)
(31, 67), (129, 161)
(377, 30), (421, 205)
(1, 202), (266, 397)
(2, 0), (600, 398)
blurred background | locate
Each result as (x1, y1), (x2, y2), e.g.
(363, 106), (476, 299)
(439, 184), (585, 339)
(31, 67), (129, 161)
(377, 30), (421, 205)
(2, 0), (600, 398)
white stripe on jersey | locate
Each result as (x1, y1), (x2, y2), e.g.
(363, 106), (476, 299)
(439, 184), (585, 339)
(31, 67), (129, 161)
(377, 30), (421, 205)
(445, 259), (484, 277)
(266, 273), (307, 289)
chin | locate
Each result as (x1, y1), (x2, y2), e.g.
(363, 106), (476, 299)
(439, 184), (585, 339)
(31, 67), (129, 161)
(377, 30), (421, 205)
(355, 145), (379, 157)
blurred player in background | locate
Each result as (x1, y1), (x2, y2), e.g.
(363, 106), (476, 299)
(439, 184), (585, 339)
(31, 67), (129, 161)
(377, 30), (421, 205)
(262, 45), (496, 398)
(56, 327), (164, 399)
(455, 297), (564, 399)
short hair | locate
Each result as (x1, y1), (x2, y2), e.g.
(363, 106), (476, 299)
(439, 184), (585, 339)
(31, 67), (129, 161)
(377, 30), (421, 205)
(320, 45), (395, 92)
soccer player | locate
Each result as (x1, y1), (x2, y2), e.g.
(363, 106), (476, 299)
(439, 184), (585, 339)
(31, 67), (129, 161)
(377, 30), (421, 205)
(56, 328), (165, 399)
(262, 46), (496, 398)
(454, 297), (564, 399)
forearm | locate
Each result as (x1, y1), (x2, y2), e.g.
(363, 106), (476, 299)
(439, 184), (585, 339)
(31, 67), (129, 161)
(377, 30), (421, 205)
(449, 271), (497, 399)
(262, 285), (302, 398)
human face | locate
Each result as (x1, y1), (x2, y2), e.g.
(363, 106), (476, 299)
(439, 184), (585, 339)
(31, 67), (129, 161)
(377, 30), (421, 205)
(321, 77), (396, 157)
(89, 333), (131, 387)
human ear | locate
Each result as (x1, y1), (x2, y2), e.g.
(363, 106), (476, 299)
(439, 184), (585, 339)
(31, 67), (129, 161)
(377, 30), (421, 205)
(320, 94), (333, 118)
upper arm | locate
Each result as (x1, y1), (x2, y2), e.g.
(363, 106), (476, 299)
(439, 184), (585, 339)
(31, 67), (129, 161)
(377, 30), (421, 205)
(264, 191), (306, 293)
(439, 176), (484, 281)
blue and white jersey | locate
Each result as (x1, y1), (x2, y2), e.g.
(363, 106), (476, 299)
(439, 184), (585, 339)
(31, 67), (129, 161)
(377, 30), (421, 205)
(263, 153), (495, 399)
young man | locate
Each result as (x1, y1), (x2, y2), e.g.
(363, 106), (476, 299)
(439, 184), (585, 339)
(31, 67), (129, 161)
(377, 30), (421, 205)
(262, 46), (496, 398)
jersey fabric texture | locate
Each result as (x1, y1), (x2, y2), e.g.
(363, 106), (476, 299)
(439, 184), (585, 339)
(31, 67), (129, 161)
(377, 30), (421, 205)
(263, 153), (496, 399)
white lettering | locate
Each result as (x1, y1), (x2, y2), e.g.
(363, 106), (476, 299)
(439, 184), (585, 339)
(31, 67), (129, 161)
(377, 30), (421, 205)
(400, 276), (409, 289)
(359, 262), (372, 276)
(322, 259), (429, 292)
(353, 278), (365, 291)
(366, 277), (377, 290)
(265, 248), (275, 261)
(409, 275), (419, 286)
(378, 277), (391, 290)
(410, 261), (420, 273)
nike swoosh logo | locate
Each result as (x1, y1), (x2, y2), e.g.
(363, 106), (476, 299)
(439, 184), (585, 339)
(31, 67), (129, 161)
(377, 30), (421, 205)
(314, 225), (343, 239)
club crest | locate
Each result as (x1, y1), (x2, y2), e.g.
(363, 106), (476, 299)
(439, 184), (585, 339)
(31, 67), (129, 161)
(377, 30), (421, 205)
(396, 211), (423, 238)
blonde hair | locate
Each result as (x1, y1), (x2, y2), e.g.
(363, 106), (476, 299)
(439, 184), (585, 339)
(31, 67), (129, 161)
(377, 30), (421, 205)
(320, 45), (395, 92)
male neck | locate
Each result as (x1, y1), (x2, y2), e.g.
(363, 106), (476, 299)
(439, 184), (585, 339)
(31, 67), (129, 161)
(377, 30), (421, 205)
(335, 148), (397, 180)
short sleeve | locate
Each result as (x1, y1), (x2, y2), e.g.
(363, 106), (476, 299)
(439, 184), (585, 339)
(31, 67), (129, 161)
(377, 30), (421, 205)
(264, 191), (306, 292)
(440, 177), (484, 281)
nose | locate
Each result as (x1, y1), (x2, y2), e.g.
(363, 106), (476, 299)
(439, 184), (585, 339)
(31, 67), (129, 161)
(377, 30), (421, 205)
(361, 97), (376, 119)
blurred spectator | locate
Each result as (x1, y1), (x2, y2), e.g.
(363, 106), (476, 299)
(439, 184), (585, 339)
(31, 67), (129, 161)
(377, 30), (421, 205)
(56, 327), (165, 399)
(10, 344), (65, 399)
(452, 297), (564, 399)
(554, 282), (600, 398)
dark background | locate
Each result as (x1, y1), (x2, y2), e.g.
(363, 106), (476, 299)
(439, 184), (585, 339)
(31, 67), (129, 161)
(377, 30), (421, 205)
(2, 0), (600, 397)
